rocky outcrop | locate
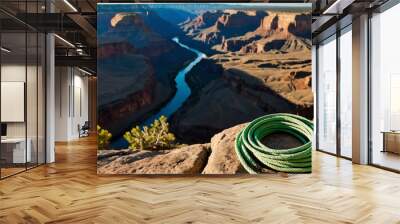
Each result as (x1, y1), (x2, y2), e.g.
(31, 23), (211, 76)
(288, 14), (312, 39)
(111, 13), (148, 29)
(219, 36), (260, 52)
(289, 71), (312, 91)
(202, 123), (246, 174)
(97, 121), (302, 174)
(183, 10), (266, 48)
(246, 13), (311, 53)
(238, 35), (310, 54)
(280, 37), (311, 52)
(180, 10), (311, 54)
(181, 10), (224, 34)
(255, 13), (311, 39)
(97, 149), (132, 167)
(257, 13), (295, 37)
(214, 11), (267, 38)
(97, 124), (251, 174)
(98, 144), (211, 174)
(97, 119), (307, 175)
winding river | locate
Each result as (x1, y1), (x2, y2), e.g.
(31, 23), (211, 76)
(112, 37), (206, 148)
(142, 37), (207, 126)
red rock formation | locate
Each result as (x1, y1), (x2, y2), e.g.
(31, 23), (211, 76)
(111, 12), (150, 33)
(107, 12), (179, 58)
(182, 10), (223, 33)
(98, 144), (210, 174)
(257, 13), (296, 38)
(288, 14), (311, 39)
(185, 10), (266, 46)
(290, 71), (312, 91)
(185, 10), (311, 54)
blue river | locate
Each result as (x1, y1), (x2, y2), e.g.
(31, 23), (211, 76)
(111, 37), (207, 148)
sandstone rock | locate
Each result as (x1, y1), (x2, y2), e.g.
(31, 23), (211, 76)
(97, 149), (133, 167)
(98, 149), (133, 159)
(98, 144), (210, 175)
(288, 14), (312, 39)
(202, 123), (247, 174)
(182, 11), (224, 33)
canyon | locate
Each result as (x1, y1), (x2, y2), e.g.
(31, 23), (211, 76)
(98, 7), (312, 147)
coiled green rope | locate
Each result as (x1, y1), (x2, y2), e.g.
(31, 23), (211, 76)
(235, 113), (313, 174)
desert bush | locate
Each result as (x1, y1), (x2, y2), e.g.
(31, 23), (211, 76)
(123, 116), (176, 151)
(97, 125), (112, 150)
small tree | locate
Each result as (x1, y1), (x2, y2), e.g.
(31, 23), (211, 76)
(97, 125), (112, 150)
(124, 116), (176, 151)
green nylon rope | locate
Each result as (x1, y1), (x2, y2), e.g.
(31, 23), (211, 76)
(235, 113), (313, 174)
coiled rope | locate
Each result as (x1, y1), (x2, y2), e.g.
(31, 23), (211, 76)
(235, 113), (313, 174)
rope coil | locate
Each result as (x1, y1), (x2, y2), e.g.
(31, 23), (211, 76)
(235, 113), (313, 174)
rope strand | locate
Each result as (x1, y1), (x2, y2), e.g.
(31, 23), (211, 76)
(235, 113), (313, 174)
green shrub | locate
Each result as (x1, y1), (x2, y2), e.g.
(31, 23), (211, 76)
(97, 125), (112, 150)
(123, 116), (176, 151)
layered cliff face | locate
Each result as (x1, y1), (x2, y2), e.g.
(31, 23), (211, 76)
(181, 10), (224, 35)
(237, 12), (311, 54)
(180, 10), (311, 54)
(98, 12), (196, 137)
(182, 10), (267, 47)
